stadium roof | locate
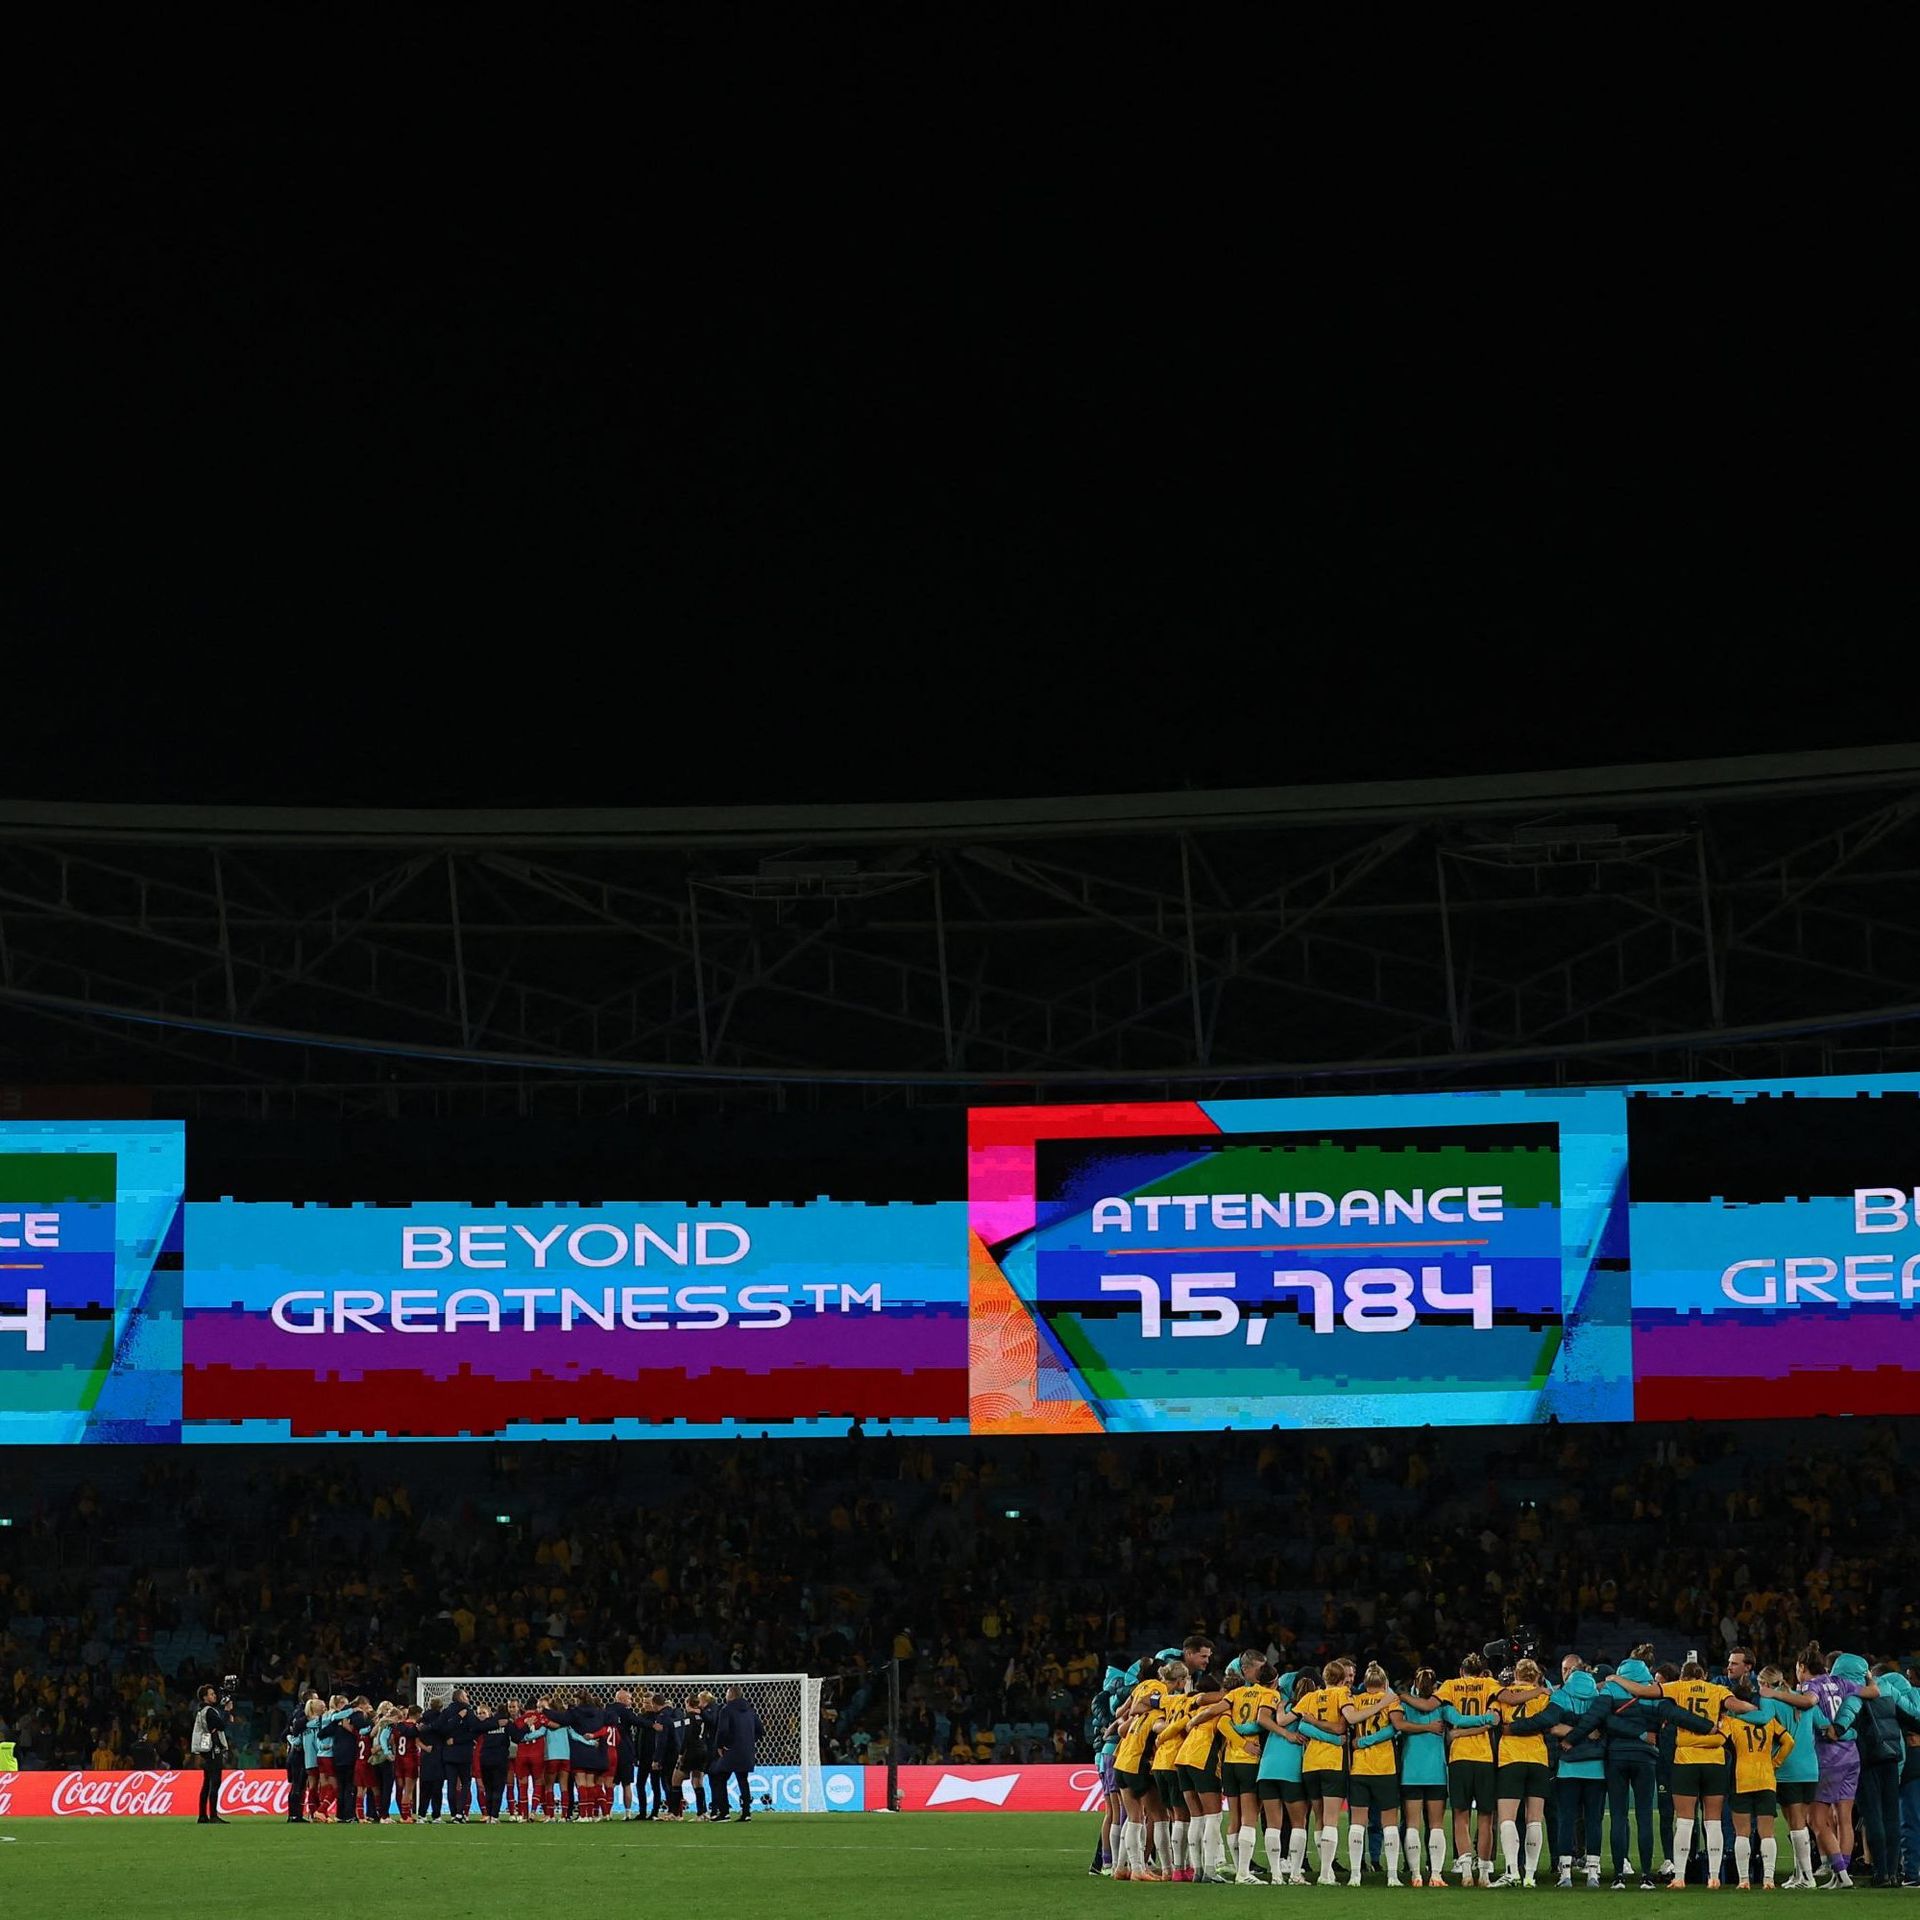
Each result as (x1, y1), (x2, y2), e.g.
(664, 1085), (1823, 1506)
(3, 745), (1919, 1109)
(3, 745), (1918, 849)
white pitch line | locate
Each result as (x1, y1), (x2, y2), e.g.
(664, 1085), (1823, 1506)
(277, 1838), (1089, 1852)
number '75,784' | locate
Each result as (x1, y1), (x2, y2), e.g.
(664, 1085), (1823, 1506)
(1097, 1266), (1496, 1339)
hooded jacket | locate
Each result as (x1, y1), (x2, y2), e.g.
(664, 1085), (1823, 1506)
(1531, 1667), (1601, 1781)
(1849, 1668), (1905, 1768)
(1877, 1672), (1920, 1784)
(1830, 1653), (1876, 1746)
(1565, 1660), (1716, 1757)
(1092, 1666), (1128, 1758)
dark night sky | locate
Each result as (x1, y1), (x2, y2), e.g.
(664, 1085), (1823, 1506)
(7, 58), (1909, 809)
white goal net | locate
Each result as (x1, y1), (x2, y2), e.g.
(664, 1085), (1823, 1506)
(415, 1672), (825, 1813)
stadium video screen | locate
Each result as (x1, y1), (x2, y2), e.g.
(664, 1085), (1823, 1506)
(970, 1081), (1920, 1433)
(1, 1072), (1916, 1441)
(967, 1092), (1631, 1434)
(184, 1196), (966, 1442)
(0, 1121), (185, 1445)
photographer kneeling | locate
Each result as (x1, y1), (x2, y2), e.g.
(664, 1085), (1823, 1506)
(191, 1681), (235, 1824)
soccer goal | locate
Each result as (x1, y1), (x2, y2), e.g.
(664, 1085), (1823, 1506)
(415, 1672), (826, 1812)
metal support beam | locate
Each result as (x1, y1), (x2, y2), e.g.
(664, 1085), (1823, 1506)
(0, 765), (1913, 1099)
(932, 864), (956, 1068)
(1695, 828), (1724, 1026)
(447, 854), (472, 1048)
(1436, 845), (1464, 1050)
(212, 850), (238, 1018)
(1179, 834), (1208, 1066)
(688, 879), (711, 1063)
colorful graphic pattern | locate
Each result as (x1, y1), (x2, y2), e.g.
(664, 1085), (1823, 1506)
(7, 1072), (1919, 1443)
(0, 1121), (185, 1444)
(183, 1196), (968, 1441)
(970, 1092), (1632, 1433)
(1626, 1078), (1920, 1419)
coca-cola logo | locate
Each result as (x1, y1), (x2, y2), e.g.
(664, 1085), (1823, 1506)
(218, 1774), (290, 1817)
(1070, 1766), (1105, 1813)
(0, 1770), (16, 1816)
(50, 1770), (184, 1816)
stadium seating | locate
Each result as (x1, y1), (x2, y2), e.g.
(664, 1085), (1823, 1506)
(2, 1417), (1915, 1774)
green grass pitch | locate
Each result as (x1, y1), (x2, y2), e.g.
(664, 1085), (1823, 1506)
(0, 1813), (1904, 1916)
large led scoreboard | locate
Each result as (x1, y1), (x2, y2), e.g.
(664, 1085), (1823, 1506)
(2, 1073), (1916, 1441)
(967, 1081), (1919, 1432)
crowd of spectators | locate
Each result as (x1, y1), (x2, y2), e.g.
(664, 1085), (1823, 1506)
(2, 1417), (1915, 1774)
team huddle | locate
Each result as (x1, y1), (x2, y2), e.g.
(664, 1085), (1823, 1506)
(1094, 1636), (1919, 1891)
(282, 1685), (764, 1826)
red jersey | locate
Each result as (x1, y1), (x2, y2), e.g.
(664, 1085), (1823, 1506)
(357, 1729), (374, 1767)
(392, 1722), (418, 1770)
(596, 1723), (619, 1768)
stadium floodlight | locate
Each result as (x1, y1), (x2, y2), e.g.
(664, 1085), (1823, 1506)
(494, 1513), (511, 1524)
(1003, 1508), (1021, 1519)
(0, 1516), (11, 1527)
(416, 1671), (824, 1812)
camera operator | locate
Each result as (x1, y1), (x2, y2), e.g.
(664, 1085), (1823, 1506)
(191, 1680), (236, 1824)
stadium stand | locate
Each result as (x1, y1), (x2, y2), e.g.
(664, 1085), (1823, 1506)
(3, 1418), (1914, 1775)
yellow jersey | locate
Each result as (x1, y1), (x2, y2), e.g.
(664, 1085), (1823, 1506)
(1435, 1676), (1501, 1763)
(1345, 1687), (1397, 1778)
(1220, 1684), (1278, 1767)
(1115, 1680), (1163, 1772)
(1726, 1713), (1794, 1794)
(1293, 1684), (1350, 1773)
(1151, 1692), (1196, 1769)
(1661, 1679), (1732, 1765)
(1176, 1698), (1225, 1768)
(1495, 1691), (1550, 1767)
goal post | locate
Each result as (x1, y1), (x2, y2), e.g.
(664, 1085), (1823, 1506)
(414, 1672), (825, 1812)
